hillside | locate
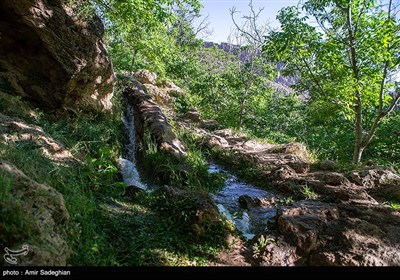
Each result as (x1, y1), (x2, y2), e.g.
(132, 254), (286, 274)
(0, 0), (399, 268)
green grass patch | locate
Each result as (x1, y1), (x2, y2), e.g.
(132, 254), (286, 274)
(1, 88), (232, 265)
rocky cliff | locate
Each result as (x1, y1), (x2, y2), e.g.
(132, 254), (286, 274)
(0, 0), (114, 112)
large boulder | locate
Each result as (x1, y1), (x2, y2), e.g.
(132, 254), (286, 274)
(0, 0), (114, 112)
(0, 162), (70, 265)
(259, 200), (400, 266)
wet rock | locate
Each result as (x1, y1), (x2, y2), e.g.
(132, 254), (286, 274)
(320, 160), (336, 171)
(0, 162), (70, 266)
(134, 69), (157, 85)
(239, 195), (262, 209)
(0, 0), (114, 112)
(184, 108), (201, 122)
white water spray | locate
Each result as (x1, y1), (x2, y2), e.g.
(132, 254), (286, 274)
(119, 105), (148, 191)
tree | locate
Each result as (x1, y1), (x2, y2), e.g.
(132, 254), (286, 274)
(92, 0), (201, 74)
(264, 0), (400, 164)
(229, 0), (273, 127)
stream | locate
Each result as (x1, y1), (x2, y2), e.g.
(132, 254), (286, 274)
(119, 103), (277, 238)
(209, 164), (277, 240)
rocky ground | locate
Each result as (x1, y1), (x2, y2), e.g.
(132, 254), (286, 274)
(178, 120), (400, 266)
(128, 70), (400, 266)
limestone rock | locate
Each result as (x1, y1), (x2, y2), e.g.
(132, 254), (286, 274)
(123, 80), (187, 158)
(134, 69), (157, 85)
(0, 162), (70, 265)
(348, 167), (400, 188)
(277, 200), (340, 254)
(0, 0), (114, 112)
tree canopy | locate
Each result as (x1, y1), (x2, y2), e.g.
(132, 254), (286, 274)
(264, 0), (400, 163)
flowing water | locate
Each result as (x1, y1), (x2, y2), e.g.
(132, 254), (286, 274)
(119, 104), (277, 237)
(209, 164), (278, 240)
(119, 104), (148, 191)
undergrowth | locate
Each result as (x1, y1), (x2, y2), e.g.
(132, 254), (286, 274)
(0, 91), (231, 266)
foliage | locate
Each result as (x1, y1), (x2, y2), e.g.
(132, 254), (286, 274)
(141, 127), (226, 192)
(252, 235), (274, 257)
(300, 185), (319, 200)
(264, 0), (400, 163)
(93, 0), (202, 77)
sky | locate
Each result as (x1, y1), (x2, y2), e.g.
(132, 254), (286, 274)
(199, 0), (300, 43)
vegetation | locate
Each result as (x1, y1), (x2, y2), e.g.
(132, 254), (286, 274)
(0, 90), (232, 265)
(2, 0), (400, 267)
(264, 0), (400, 164)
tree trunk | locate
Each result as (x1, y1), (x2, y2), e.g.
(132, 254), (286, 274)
(238, 89), (248, 127)
(353, 99), (364, 164)
(353, 143), (364, 165)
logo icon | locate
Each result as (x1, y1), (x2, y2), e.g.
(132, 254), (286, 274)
(4, 245), (29, 265)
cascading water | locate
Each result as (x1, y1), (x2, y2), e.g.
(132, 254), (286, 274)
(118, 104), (148, 191)
(209, 164), (277, 240)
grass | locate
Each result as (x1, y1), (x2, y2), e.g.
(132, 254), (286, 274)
(299, 185), (319, 200)
(141, 128), (226, 192)
(179, 130), (269, 189)
(0, 90), (232, 266)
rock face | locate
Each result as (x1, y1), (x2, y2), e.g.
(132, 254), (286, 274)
(0, 162), (70, 266)
(122, 77), (187, 157)
(133, 70), (183, 105)
(0, 0), (114, 112)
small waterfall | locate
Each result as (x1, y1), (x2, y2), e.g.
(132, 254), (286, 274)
(118, 104), (148, 191)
